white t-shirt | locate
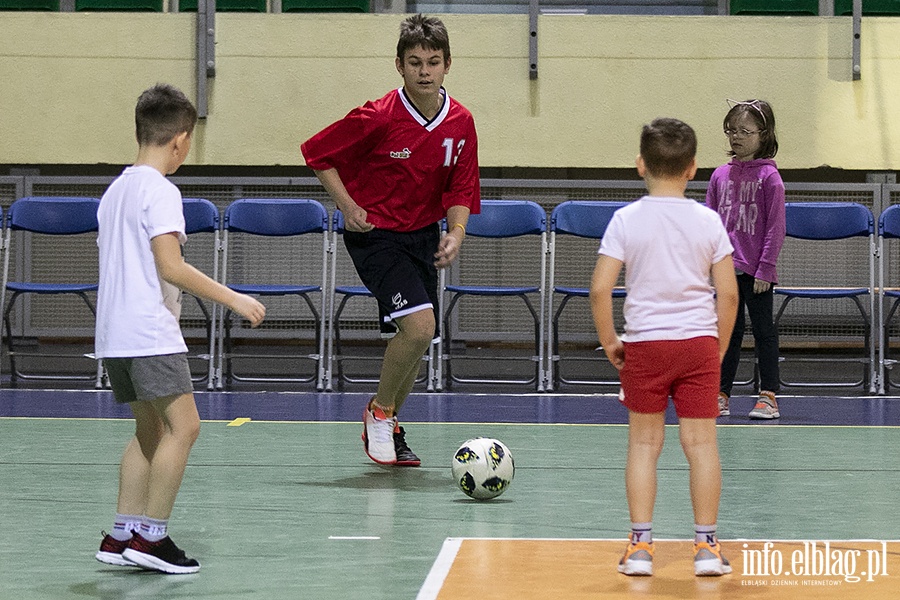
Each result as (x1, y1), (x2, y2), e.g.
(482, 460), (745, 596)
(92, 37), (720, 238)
(599, 196), (733, 342)
(95, 165), (188, 358)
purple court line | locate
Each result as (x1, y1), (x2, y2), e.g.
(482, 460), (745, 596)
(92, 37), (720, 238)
(0, 389), (898, 426)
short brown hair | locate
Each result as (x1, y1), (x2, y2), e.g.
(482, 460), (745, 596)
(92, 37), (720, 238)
(135, 84), (198, 147)
(397, 14), (450, 63)
(640, 118), (697, 178)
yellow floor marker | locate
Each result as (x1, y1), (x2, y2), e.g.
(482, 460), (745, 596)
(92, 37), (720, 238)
(226, 417), (252, 427)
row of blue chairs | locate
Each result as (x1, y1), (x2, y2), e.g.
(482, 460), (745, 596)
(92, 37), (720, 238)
(3, 197), (900, 392)
(548, 202), (888, 393)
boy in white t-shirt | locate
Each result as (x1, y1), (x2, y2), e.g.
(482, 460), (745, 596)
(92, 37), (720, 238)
(590, 118), (739, 577)
(94, 84), (265, 574)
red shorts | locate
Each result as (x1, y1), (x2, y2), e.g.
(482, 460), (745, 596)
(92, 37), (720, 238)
(619, 336), (720, 419)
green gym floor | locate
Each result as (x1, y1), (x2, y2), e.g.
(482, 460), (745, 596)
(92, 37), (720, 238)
(1, 389), (898, 599)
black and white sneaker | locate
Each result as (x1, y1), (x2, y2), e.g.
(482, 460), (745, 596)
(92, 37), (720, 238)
(394, 426), (421, 467)
(122, 533), (200, 574)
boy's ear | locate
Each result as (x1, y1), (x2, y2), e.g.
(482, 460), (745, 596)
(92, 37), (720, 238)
(635, 154), (646, 178)
(685, 157), (698, 181)
(172, 131), (190, 152)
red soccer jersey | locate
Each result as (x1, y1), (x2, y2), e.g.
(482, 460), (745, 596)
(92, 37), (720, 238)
(301, 87), (480, 232)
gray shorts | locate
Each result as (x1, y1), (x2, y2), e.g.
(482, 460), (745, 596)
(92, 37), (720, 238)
(104, 353), (193, 404)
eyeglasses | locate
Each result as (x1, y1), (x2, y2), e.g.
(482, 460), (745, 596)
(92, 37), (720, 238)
(724, 128), (764, 138)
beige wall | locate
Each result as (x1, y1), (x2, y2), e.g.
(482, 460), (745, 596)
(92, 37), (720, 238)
(0, 12), (898, 170)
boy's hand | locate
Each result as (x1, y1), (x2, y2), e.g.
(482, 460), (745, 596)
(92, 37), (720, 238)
(602, 337), (625, 370)
(343, 204), (374, 233)
(434, 232), (461, 268)
(232, 294), (266, 328)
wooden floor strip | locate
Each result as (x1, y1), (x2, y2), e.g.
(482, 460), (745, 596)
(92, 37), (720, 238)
(421, 539), (900, 600)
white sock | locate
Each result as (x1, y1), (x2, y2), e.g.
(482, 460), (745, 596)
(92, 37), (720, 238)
(110, 513), (141, 541)
(630, 522), (652, 544)
(140, 517), (169, 542)
(695, 524), (717, 546)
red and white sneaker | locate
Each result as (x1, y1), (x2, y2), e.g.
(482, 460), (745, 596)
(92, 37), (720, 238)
(362, 401), (397, 465)
(96, 531), (137, 567)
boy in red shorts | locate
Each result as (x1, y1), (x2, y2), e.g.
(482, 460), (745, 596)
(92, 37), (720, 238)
(590, 118), (739, 577)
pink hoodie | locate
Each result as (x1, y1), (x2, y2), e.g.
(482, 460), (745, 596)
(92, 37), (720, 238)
(705, 158), (786, 284)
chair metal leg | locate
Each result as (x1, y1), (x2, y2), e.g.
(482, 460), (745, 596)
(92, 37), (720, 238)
(551, 294), (623, 388)
(3, 291), (22, 384)
(881, 297), (900, 392)
(775, 295), (871, 388)
(221, 295), (322, 385)
(442, 292), (541, 389)
(4, 291), (101, 383)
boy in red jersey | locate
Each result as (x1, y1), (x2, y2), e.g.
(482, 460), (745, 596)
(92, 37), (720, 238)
(301, 14), (480, 466)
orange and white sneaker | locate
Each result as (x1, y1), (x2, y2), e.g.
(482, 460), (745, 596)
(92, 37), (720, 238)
(693, 541), (732, 576)
(617, 534), (654, 576)
(749, 391), (780, 419)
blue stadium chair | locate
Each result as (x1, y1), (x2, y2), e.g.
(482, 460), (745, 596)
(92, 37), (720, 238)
(546, 201), (627, 390)
(440, 200), (547, 390)
(774, 202), (875, 390)
(876, 204), (900, 393)
(181, 198), (220, 389)
(0, 1), (59, 9)
(324, 210), (434, 391)
(217, 198), (328, 389)
(730, 0), (818, 14)
(1, 197), (103, 385)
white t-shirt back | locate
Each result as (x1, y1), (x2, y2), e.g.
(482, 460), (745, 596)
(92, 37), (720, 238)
(599, 196), (733, 342)
(95, 165), (188, 358)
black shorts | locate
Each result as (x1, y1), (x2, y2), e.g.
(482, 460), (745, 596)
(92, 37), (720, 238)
(343, 224), (440, 340)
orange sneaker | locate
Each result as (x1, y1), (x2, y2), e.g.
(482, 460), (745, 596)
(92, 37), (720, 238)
(617, 534), (654, 576)
(693, 541), (732, 576)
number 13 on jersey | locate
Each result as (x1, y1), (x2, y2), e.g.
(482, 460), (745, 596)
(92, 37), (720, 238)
(442, 138), (466, 167)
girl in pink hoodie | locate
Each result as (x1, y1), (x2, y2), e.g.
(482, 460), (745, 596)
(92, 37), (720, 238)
(706, 99), (785, 420)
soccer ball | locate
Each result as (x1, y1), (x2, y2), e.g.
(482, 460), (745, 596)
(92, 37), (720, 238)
(451, 438), (515, 500)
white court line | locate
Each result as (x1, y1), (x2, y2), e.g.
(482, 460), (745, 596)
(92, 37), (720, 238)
(415, 538), (464, 600)
(328, 536), (381, 540)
